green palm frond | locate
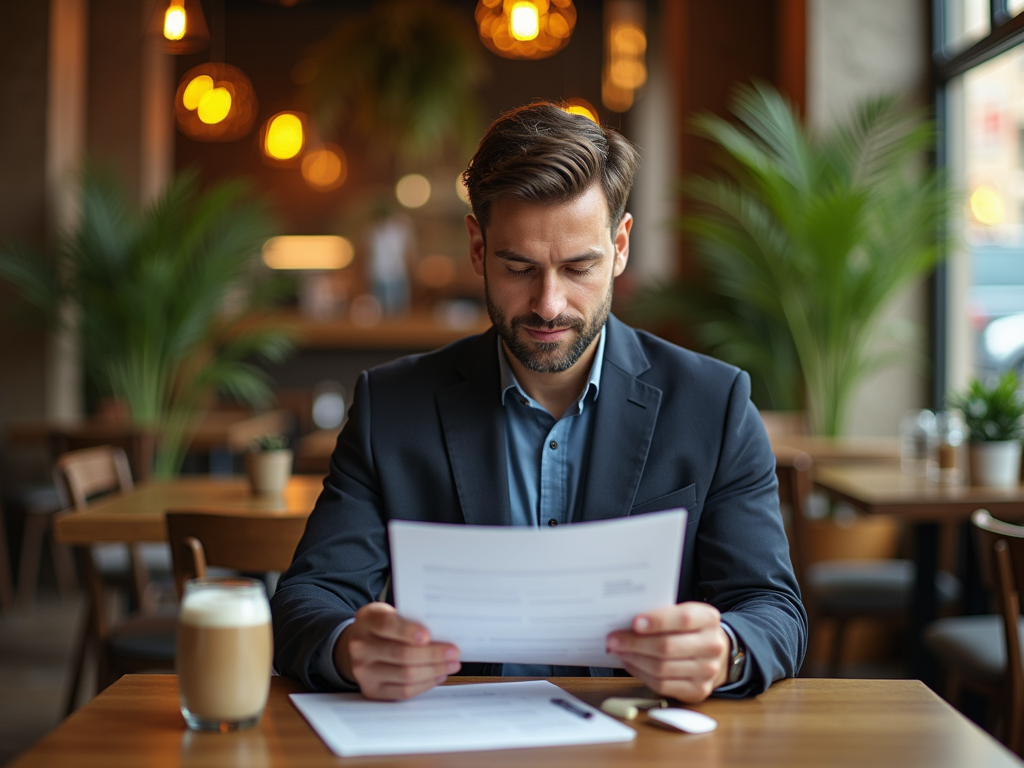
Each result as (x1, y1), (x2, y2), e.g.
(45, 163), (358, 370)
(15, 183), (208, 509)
(0, 165), (294, 476)
(635, 82), (950, 435)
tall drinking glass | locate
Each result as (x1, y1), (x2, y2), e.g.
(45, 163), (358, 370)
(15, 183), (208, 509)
(177, 577), (273, 732)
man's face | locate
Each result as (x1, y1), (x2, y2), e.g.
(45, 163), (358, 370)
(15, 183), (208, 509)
(467, 184), (631, 374)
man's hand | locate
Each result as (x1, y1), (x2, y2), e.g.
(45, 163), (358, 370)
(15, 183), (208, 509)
(333, 602), (461, 700)
(606, 602), (731, 703)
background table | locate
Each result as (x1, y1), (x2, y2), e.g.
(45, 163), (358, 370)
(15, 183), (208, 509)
(813, 463), (1024, 680)
(10, 675), (1022, 768)
(52, 475), (323, 545)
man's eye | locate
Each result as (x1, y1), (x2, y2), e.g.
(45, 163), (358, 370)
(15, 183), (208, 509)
(568, 266), (595, 276)
(506, 266), (533, 276)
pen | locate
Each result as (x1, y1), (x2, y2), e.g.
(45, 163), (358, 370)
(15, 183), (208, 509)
(551, 698), (593, 719)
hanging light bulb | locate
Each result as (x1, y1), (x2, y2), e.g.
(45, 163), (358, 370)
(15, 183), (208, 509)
(509, 2), (540, 41)
(263, 112), (306, 162)
(197, 87), (232, 124)
(148, 0), (209, 54)
(175, 63), (257, 142)
(163, 0), (187, 40)
(476, 0), (576, 60)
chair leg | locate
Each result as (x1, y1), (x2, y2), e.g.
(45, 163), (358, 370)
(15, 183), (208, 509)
(827, 617), (848, 678)
(64, 602), (93, 716)
(51, 540), (78, 600)
(17, 511), (48, 609)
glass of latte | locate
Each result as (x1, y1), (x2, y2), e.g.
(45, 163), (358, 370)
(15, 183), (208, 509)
(177, 577), (273, 732)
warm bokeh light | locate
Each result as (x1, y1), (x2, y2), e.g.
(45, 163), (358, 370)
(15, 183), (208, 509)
(509, 2), (540, 41)
(163, 2), (186, 40)
(396, 174), (432, 208)
(197, 87), (231, 124)
(603, 6), (646, 112)
(262, 236), (354, 270)
(970, 185), (1005, 225)
(182, 75), (213, 110)
(416, 254), (457, 288)
(301, 145), (348, 191)
(476, 0), (576, 60)
(564, 99), (598, 123)
(175, 63), (256, 142)
(264, 113), (304, 160)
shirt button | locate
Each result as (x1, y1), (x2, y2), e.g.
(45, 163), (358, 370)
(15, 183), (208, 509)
(520, 397), (528, 406)
(548, 519), (558, 527)
(549, 440), (558, 450)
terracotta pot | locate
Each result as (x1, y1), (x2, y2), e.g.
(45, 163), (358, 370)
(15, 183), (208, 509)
(968, 441), (1022, 487)
(246, 450), (293, 497)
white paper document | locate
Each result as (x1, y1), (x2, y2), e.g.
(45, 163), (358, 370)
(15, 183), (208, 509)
(290, 680), (637, 757)
(389, 509), (687, 668)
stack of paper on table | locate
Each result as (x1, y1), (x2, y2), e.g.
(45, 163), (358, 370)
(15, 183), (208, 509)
(290, 680), (637, 757)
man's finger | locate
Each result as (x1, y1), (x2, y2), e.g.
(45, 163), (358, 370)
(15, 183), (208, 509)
(373, 676), (450, 701)
(360, 659), (461, 687)
(608, 627), (722, 660)
(631, 602), (720, 634)
(356, 602), (431, 645)
(615, 651), (718, 682)
(620, 660), (714, 704)
(361, 639), (459, 666)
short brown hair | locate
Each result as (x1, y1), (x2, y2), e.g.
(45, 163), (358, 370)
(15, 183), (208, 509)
(462, 102), (640, 235)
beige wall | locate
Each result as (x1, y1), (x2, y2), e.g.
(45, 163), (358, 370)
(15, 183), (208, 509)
(806, 0), (931, 436)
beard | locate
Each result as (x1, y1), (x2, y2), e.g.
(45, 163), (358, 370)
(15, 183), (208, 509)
(484, 272), (613, 374)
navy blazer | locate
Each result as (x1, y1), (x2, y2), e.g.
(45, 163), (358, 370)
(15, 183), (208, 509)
(272, 315), (807, 695)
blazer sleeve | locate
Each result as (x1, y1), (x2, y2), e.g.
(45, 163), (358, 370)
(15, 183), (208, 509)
(699, 370), (808, 697)
(271, 371), (391, 691)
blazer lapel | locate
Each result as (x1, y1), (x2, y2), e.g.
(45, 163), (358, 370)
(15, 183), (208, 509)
(578, 317), (662, 522)
(436, 330), (513, 527)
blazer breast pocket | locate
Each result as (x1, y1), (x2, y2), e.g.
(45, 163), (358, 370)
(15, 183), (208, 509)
(630, 483), (698, 517)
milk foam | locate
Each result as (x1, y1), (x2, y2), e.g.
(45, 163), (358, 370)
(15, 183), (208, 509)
(180, 588), (271, 628)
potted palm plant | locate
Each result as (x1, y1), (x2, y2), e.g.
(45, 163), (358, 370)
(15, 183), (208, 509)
(245, 433), (293, 497)
(0, 165), (292, 476)
(949, 372), (1024, 487)
(632, 83), (949, 434)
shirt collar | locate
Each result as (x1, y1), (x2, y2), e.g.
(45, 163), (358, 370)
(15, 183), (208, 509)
(498, 324), (606, 409)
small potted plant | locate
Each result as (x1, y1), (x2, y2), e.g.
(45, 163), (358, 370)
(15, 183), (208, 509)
(949, 372), (1024, 487)
(246, 433), (293, 497)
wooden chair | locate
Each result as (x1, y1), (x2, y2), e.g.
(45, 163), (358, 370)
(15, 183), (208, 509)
(924, 510), (1024, 755)
(774, 448), (960, 676)
(166, 511), (307, 597)
(18, 430), (158, 608)
(55, 446), (176, 715)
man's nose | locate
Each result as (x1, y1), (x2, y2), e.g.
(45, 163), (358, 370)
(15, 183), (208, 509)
(531, 272), (568, 322)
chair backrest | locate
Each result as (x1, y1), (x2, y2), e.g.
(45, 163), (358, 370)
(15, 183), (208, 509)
(165, 511), (308, 597)
(972, 509), (1024, 755)
(53, 446), (134, 511)
(774, 447), (813, 587)
(49, 429), (155, 483)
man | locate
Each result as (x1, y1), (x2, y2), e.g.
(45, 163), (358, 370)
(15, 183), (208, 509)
(272, 102), (806, 702)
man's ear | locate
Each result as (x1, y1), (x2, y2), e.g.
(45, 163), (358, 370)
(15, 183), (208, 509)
(466, 214), (485, 277)
(613, 213), (632, 277)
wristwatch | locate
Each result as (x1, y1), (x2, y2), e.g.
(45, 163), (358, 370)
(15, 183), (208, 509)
(721, 623), (747, 685)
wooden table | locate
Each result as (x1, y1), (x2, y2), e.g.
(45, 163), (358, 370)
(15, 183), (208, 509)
(770, 434), (900, 465)
(9, 675), (1022, 767)
(813, 463), (1024, 680)
(52, 476), (324, 545)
